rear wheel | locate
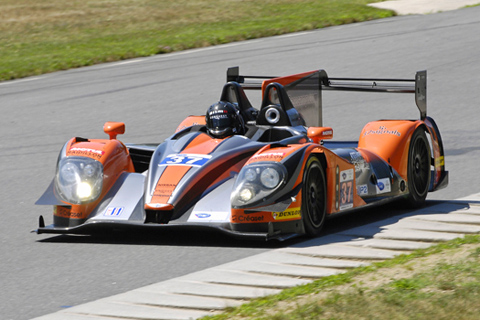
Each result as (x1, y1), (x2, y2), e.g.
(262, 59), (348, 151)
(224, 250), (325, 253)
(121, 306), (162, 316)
(302, 157), (327, 236)
(406, 128), (431, 207)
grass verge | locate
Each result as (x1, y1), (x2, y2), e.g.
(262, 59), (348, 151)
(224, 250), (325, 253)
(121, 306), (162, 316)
(201, 235), (480, 320)
(0, 0), (394, 81)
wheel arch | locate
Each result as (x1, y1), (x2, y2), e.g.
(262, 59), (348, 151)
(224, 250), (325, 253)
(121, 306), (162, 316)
(301, 153), (328, 236)
(405, 125), (432, 207)
(308, 151), (328, 180)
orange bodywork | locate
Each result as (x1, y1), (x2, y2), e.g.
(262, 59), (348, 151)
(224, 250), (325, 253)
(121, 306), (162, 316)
(231, 141), (367, 225)
(175, 116), (207, 133)
(424, 118), (445, 187)
(37, 67), (449, 240)
(231, 202), (302, 224)
(261, 70), (318, 94)
(321, 148), (366, 214)
(148, 133), (220, 206)
(146, 133), (252, 215)
(358, 120), (422, 180)
(54, 125), (135, 222)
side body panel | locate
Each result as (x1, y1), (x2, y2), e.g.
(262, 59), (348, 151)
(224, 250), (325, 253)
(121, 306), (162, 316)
(230, 142), (368, 236)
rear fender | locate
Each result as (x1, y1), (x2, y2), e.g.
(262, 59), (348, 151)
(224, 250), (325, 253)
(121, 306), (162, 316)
(424, 116), (448, 191)
(358, 120), (423, 179)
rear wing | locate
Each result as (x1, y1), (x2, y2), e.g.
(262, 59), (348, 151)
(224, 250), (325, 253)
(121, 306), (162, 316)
(227, 67), (427, 126)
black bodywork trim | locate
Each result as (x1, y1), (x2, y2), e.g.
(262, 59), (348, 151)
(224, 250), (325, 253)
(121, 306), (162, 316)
(36, 219), (295, 241)
(227, 67), (427, 121)
(169, 149), (258, 220)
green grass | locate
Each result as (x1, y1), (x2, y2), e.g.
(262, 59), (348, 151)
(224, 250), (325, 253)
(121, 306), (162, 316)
(201, 235), (480, 320)
(0, 0), (394, 81)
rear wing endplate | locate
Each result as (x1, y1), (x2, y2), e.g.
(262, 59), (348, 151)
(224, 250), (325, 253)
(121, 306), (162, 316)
(227, 67), (427, 122)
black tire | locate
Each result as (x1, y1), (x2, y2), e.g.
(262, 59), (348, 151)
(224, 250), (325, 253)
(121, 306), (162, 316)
(301, 157), (327, 236)
(406, 128), (431, 208)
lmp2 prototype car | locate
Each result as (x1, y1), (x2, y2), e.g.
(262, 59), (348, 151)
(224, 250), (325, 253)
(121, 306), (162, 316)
(35, 67), (448, 240)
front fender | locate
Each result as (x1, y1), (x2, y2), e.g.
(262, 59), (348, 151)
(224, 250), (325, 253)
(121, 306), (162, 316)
(38, 136), (135, 227)
(229, 143), (311, 235)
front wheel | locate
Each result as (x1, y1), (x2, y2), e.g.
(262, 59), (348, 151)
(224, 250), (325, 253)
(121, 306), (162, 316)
(406, 128), (431, 207)
(302, 157), (327, 236)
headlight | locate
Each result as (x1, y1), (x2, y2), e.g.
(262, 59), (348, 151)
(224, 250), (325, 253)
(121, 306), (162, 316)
(260, 167), (281, 189)
(231, 162), (287, 208)
(60, 162), (80, 183)
(55, 157), (103, 204)
(239, 187), (255, 202)
(245, 168), (258, 182)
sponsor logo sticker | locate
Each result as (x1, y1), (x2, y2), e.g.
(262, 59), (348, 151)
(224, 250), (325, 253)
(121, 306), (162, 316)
(435, 156), (445, 167)
(104, 207), (124, 217)
(272, 208), (302, 221)
(340, 169), (354, 182)
(363, 125), (401, 137)
(189, 211), (230, 222)
(376, 178), (392, 194)
(248, 152), (285, 163)
(195, 213), (211, 219)
(231, 213), (266, 223)
(357, 184), (368, 196)
(68, 147), (105, 159)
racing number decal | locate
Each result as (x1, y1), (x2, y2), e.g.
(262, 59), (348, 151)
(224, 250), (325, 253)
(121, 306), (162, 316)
(159, 154), (212, 167)
(339, 168), (354, 210)
(341, 181), (353, 206)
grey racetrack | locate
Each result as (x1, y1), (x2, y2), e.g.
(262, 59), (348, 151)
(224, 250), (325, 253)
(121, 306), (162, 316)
(1, 6), (480, 320)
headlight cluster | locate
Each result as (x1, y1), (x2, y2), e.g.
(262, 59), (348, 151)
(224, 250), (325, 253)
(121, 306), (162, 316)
(55, 157), (103, 204)
(232, 162), (287, 207)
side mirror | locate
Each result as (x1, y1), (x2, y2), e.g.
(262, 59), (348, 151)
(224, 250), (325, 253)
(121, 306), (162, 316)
(308, 127), (333, 144)
(104, 122), (125, 140)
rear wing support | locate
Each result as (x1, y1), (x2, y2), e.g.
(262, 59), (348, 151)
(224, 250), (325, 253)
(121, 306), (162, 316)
(227, 67), (427, 120)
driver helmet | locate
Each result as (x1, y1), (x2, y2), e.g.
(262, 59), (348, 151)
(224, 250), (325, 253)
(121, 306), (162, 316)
(205, 101), (245, 138)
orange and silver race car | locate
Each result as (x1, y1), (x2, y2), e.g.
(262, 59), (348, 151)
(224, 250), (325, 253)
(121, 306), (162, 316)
(35, 67), (448, 240)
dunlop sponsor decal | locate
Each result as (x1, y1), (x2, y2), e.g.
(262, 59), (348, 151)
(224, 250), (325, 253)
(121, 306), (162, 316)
(272, 208), (301, 221)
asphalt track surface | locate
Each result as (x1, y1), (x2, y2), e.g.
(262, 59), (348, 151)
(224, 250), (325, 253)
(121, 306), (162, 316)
(1, 6), (479, 320)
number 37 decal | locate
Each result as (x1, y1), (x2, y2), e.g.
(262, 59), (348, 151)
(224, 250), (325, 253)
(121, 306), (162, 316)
(159, 154), (212, 167)
(339, 168), (354, 210)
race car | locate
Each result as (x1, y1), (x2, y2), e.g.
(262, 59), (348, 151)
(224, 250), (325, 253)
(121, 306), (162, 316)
(35, 67), (448, 240)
